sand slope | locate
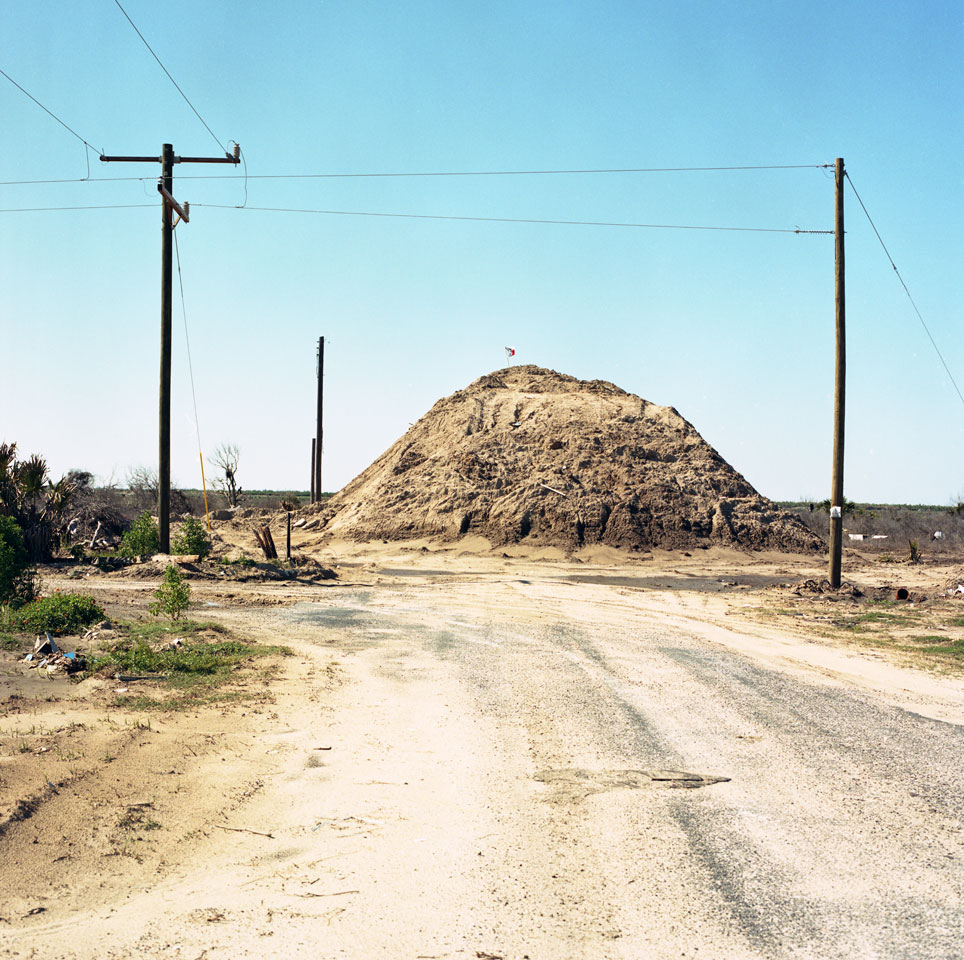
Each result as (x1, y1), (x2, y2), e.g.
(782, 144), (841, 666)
(311, 365), (822, 553)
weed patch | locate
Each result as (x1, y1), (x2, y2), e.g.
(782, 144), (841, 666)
(86, 618), (290, 711)
(1, 631), (24, 651)
(2, 593), (105, 636)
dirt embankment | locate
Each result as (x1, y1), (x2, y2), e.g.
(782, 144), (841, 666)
(304, 365), (822, 554)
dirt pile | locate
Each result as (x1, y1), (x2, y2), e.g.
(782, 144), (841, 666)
(310, 366), (824, 553)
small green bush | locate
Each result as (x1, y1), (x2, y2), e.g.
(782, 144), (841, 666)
(0, 516), (31, 603)
(5, 593), (105, 635)
(172, 516), (211, 558)
(149, 564), (191, 620)
(217, 555), (255, 568)
(120, 512), (160, 557)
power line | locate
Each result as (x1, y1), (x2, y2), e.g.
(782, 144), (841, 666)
(111, 0), (226, 153)
(845, 172), (964, 411)
(0, 176), (146, 186)
(173, 230), (204, 455)
(0, 67), (102, 166)
(0, 162), (830, 187)
(194, 202), (831, 234)
(186, 162), (829, 180)
(0, 203), (155, 213)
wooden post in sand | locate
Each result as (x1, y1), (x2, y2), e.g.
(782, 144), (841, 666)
(828, 157), (846, 588)
(314, 336), (325, 501)
(310, 438), (317, 503)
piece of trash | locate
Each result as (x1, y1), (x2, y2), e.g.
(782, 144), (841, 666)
(32, 650), (86, 675)
(115, 687), (129, 693)
(204, 602), (221, 607)
(168, 638), (184, 650)
(33, 634), (59, 657)
(314, 746), (332, 751)
(116, 674), (165, 682)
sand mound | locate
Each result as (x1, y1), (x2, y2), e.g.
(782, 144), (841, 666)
(311, 366), (823, 554)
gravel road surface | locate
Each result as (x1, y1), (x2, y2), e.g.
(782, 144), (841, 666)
(8, 573), (964, 959)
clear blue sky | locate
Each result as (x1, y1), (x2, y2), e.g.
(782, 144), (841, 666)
(2, 1), (961, 504)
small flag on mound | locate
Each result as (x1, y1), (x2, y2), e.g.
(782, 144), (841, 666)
(505, 346), (516, 365)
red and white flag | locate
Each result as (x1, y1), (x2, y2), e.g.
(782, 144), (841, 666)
(505, 346), (516, 365)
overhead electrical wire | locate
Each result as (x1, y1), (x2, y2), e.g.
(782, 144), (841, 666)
(193, 202), (831, 235)
(173, 228), (214, 526)
(0, 66), (102, 175)
(111, 0), (227, 153)
(194, 162), (829, 180)
(1, 162), (830, 187)
(173, 230), (205, 464)
(845, 172), (964, 411)
(0, 203), (155, 213)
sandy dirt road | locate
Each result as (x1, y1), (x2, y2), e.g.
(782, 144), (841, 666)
(4, 562), (964, 959)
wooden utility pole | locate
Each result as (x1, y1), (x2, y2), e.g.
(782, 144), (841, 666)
(313, 336), (325, 502)
(828, 157), (846, 588)
(158, 144), (174, 552)
(100, 143), (240, 552)
(310, 438), (317, 503)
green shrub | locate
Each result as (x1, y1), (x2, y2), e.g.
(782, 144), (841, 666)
(0, 515), (31, 603)
(120, 512), (159, 557)
(149, 564), (191, 620)
(172, 516), (212, 558)
(6, 592), (105, 635)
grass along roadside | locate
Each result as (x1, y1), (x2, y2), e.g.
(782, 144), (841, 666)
(1, 611), (292, 711)
(88, 619), (292, 711)
(751, 596), (964, 670)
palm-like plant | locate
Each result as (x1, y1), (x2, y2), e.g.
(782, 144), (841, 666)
(0, 442), (79, 561)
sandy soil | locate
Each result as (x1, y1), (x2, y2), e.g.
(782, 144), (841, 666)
(2, 540), (964, 958)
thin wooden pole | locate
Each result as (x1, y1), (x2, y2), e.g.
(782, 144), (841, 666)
(199, 451), (211, 531)
(828, 157), (846, 587)
(158, 143), (174, 553)
(314, 336), (324, 500)
(310, 438), (316, 503)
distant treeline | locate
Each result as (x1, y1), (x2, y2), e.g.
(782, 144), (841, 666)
(780, 501), (963, 554)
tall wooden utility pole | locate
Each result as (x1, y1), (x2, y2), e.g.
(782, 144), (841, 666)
(310, 438), (317, 503)
(312, 337), (325, 500)
(100, 143), (240, 552)
(313, 337), (325, 502)
(828, 157), (846, 588)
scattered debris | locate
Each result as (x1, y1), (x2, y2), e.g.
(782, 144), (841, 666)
(252, 524), (278, 560)
(23, 635), (86, 676)
(791, 578), (863, 599)
(211, 824), (274, 839)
